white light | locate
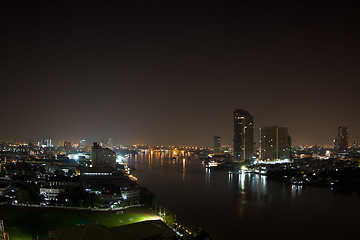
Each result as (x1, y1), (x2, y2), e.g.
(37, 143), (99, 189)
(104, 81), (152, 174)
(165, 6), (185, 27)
(253, 159), (292, 165)
(116, 155), (125, 162)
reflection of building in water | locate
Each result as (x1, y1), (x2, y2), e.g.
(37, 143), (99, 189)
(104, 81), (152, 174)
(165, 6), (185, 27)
(205, 168), (211, 184)
(229, 173), (268, 198)
(240, 173), (245, 190)
(291, 184), (303, 198)
(228, 172), (233, 185)
(258, 175), (267, 195)
(182, 158), (186, 181)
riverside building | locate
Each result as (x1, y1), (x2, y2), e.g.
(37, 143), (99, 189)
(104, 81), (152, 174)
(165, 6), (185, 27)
(91, 142), (116, 169)
(214, 136), (222, 155)
(259, 126), (291, 161)
(233, 109), (254, 161)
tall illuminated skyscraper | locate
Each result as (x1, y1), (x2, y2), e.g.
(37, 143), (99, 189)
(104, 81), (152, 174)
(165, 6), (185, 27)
(334, 126), (348, 153)
(233, 109), (254, 161)
(259, 126), (291, 161)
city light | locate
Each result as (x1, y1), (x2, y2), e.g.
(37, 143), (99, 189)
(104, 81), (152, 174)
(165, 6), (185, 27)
(253, 159), (292, 165)
(116, 155), (125, 162)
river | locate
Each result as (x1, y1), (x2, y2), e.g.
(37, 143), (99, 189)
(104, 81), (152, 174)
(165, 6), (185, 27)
(129, 151), (360, 240)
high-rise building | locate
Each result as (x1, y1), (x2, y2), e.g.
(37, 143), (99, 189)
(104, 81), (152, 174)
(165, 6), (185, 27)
(64, 141), (72, 151)
(259, 126), (291, 161)
(92, 142), (116, 169)
(53, 138), (64, 147)
(100, 137), (114, 149)
(79, 139), (86, 148)
(233, 109), (254, 161)
(38, 139), (52, 148)
(334, 126), (348, 153)
(214, 136), (221, 155)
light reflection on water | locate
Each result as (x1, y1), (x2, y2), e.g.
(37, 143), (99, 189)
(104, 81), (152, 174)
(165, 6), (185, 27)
(182, 158), (186, 181)
(129, 153), (360, 240)
(205, 167), (210, 184)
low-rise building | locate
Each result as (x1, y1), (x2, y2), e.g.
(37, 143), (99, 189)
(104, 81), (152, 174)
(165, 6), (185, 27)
(40, 186), (65, 201)
(0, 184), (10, 196)
(79, 167), (132, 188)
(120, 187), (140, 204)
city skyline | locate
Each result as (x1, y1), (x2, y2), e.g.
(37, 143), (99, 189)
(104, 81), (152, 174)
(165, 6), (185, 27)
(1, 1), (360, 146)
(0, 111), (356, 148)
(0, 114), (355, 148)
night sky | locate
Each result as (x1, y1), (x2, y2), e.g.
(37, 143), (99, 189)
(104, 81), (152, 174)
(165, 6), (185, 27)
(1, 1), (359, 146)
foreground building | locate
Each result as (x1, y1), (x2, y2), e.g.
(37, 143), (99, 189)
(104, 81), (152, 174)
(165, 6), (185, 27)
(259, 126), (291, 161)
(92, 142), (116, 168)
(233, 109), (254, 161)
(79, 167), (132, 187)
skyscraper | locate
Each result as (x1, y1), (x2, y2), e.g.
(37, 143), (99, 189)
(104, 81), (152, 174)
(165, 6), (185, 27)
(214, 136), (221, 155)
(38, 139), (52, 148)
(79, 139), (86, 148)
(64, 141), (72, 151)
(334, 126), (348, 153)
(233, 109), (254, 161)
(259, 126), (291, 161)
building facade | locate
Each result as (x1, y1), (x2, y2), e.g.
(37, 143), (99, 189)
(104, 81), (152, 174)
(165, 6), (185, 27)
(120, 187), (141, 204)
(214, 136), (221, 155)
(40, 187), (65, 201)
(79, 139), (86, 148)
(334, 126), (348, 153)
(259, 126), (291, 161)
(91, 142), (116, 168)
(233, 109), (254, 161)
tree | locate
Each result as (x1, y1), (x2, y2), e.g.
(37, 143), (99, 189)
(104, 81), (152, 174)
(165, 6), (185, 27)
(15, 183), (43, 204)
(57, 186), (101, 208)
(162, 209), (176, 228)
(66, 169), (76, 177)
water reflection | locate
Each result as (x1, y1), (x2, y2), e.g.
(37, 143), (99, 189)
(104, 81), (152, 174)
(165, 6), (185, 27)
(227, 172), (274, 219)
(228, 171), (233, 185)
(160, 152), (164, 166)
(240, 172), (245, 190)
(291, 184), (303, 198)
(205, 168), (210, 184)
(129, 152), (360, 240)
(229, 172), (267, 194)
(259, 175), (267, 194)
(182, 158), (186, 181)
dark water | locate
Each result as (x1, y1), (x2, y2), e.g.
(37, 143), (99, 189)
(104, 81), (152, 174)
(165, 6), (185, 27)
(130, 152), (360, 240)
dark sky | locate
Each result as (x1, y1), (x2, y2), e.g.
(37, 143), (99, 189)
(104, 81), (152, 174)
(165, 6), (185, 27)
(1, 1), (359, 146)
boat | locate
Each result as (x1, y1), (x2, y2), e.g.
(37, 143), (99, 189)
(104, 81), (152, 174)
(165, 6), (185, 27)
(205, 161), (218, 168)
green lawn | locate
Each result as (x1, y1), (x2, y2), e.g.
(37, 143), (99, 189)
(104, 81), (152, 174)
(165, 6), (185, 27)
(0, 206), (160, 240)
